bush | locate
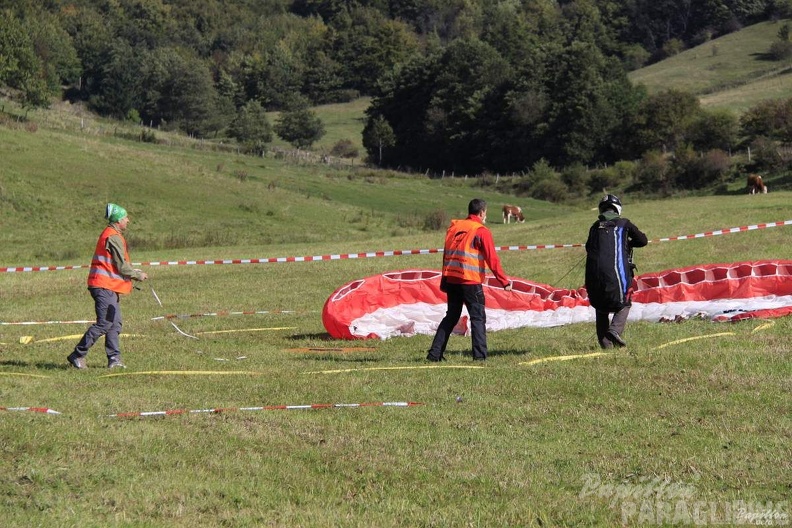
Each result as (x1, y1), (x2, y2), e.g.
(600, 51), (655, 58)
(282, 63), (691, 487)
(769, 40), (792, 61)
(749, 137), (784, 171)
(561, 164), (590, 197)
(621, 44), (650, 71)
(126, 109), (141, 123)
(673, 147), (732, 189)
(423, 209), (449, 231)
(330, 139), (359, 159)
(587, 167), (622, 195)
(688, 109), (739, 151)
(661, 38), (686, 58)
(140, 129), (157, 143)
(635, 151), (672, 194)
(740, 99), (790, 140)
(530, 178), (568, 202)
(516, 159), (558, 196)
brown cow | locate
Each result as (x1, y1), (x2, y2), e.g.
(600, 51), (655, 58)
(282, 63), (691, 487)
(747, 174), (768, 194)
(502, 204), (525, 224)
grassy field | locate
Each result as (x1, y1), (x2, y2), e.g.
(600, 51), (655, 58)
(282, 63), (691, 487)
(629, 19), (792, 113)
(266, 97), (371, 156)
(1, 103), (791, 527)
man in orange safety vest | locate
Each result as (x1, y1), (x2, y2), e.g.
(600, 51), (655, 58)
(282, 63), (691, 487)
(427, 198), (513, 362)
(67, 203), (148, 369)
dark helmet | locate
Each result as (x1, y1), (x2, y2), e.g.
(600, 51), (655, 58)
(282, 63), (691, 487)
(598, 194), (622, 215)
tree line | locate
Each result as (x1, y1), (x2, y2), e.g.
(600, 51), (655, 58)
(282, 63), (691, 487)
(2, 0), (792, 195)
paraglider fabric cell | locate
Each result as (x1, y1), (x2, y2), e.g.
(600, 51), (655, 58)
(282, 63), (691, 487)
(321, 261), (792, 340)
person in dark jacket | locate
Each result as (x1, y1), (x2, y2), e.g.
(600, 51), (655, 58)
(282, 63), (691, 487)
(585, 194), (648, 349)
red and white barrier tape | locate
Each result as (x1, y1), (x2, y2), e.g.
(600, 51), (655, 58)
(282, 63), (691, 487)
(109, 401), (422, 418)
(3, 220), (790, 273)
(653, 220), (792, 242)
(1, 406), (61, 414)
(0, 319), (93, 326)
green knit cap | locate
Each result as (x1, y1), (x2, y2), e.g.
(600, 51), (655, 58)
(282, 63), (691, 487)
(105, 203), (128, 223)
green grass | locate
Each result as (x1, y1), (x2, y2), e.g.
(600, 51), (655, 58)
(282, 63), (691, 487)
(699, 67), (792, 112)
(629, 19), (792, 112)
(1, 97), (791, 526)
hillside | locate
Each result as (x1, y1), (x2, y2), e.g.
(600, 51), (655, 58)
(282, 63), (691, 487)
(629, 19), (792, 112)
(0, 118), (572, 267)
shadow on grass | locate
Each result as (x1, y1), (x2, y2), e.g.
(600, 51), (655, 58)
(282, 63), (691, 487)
(0, 359), (68, 371)
(288, 332), (334, 341)
(0, 359), (29, 367)
(300, 355), (382, 363)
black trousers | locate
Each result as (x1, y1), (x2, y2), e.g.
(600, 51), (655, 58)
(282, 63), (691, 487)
(428, 283), (488, 360)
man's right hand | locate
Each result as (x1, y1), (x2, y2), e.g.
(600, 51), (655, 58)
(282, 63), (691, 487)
(504, 280), (513, 292)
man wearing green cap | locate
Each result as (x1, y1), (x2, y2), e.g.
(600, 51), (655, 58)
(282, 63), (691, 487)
(67, 203), (148, 369)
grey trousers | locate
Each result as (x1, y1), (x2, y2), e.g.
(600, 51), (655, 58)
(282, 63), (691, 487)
(596, 306), (630, 348)
(72, 287), (122, 359)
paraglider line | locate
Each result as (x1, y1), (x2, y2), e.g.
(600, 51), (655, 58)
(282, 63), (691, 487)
(195, 327), (295, 335)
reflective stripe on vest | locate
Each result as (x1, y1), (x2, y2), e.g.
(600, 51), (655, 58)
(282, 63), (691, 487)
(87, 226), (133, 294)
(442, 218), (485, 283)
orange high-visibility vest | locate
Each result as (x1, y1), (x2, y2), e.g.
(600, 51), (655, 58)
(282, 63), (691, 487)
(87, 226), (133, 294)
(441, 218), (485, 283)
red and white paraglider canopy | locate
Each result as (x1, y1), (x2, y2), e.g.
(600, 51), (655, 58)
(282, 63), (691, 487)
(322, 260), (792, 340)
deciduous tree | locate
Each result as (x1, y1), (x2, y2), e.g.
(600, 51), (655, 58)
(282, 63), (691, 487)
(274, 98), (326, 148)
(362, 115), (395, 165)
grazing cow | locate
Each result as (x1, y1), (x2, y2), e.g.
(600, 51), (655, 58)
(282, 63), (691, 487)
(502, 204), (525, 224)
(747, 174), (768, 194)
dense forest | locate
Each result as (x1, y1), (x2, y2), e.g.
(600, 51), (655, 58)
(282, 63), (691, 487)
(2, 0), (792, 196)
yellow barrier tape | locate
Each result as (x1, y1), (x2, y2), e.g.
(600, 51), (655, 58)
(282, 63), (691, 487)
(101, 370), (266, 378)
(519, 352), (611, 366)
(654, 332), (735, 350)
(29, 333), (145, 344)
(751, 321), (775, 333)
(308, 365), (486, 374)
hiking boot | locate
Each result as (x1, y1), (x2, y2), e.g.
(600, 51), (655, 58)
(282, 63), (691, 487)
(607, 331), (627, 347)
(67, 352), (86, 369)
(107, 357), (126, 369)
